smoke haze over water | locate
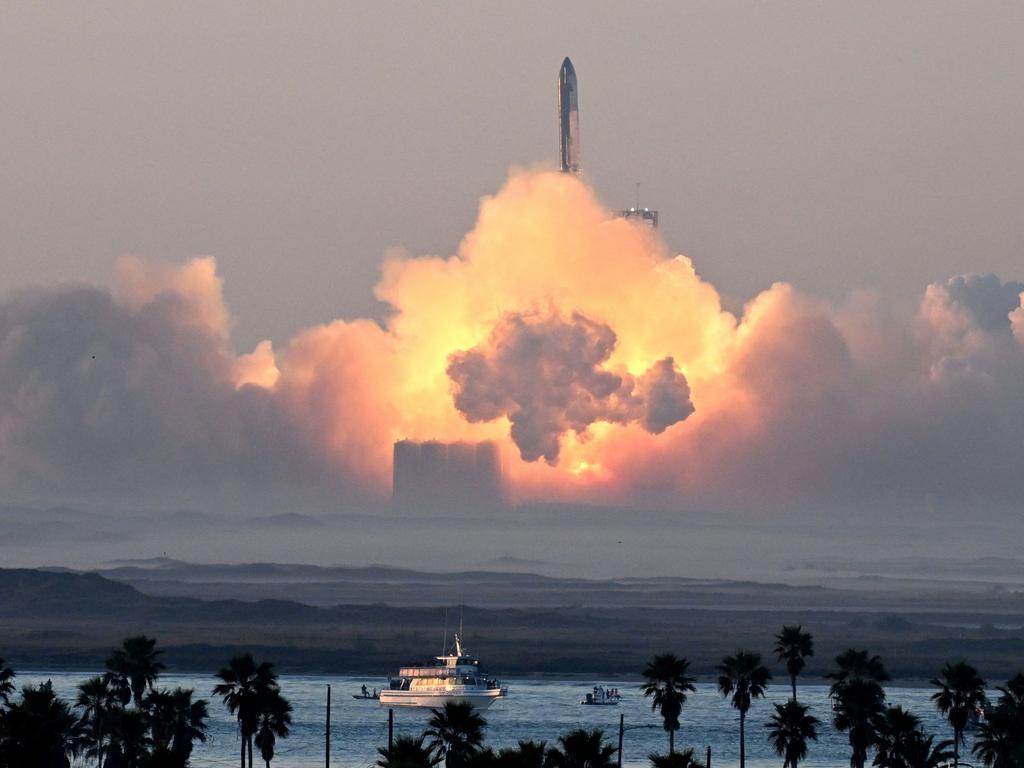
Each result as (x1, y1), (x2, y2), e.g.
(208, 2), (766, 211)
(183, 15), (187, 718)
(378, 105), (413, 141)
(0, 172), (1022, 534)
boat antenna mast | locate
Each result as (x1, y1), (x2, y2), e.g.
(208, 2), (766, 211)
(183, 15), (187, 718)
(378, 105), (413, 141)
(442, 607), (449, 655)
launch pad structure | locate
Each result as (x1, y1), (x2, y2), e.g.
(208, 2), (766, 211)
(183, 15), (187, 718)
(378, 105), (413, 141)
(558, 57), (658, 228)
(392, 439), (504, 514)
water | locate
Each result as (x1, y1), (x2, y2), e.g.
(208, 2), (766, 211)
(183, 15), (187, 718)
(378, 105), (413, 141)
(19, 673), (967, 768)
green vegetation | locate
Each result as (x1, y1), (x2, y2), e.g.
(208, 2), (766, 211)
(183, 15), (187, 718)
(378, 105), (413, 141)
(973, 673), (1024, 767)
(3, 626), (1024, 767)
(0, 660), (13, 706)
(213, 654), (290, 768)
(647, 749), (705, 768)
(377, 720), (617, 768)
(544, 729), (617, 768)
(773, 626), (814, 701)
(716, 651), (771, 768)
(765, 700), (818, 768)
(644, 630), (1023, 768)
(378, 733), (438, 768)
(0, 681), (80, 767)
(0, 637), (296, 768)
(426, 702), (488, 768)
(254, 691), (291, 768)
(872, 705), (953, 768)
(641, 653), (696, 755)
(106, 636), (165, 710)
(930, 661), (986, 767)
(827, 648), (890, 768)
(6, 567), (1024, 680)
(486, 740), (548, 768)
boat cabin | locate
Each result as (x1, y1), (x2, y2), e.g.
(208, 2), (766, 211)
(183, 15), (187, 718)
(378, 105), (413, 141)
(388, 635), (500, 691)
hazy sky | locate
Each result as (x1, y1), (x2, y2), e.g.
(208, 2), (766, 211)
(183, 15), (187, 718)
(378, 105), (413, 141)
(4, 2), (1023, 349)
(1, 2), (1023, 559)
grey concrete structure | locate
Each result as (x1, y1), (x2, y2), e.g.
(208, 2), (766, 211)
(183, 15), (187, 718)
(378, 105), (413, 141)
(392, 440), (504, 514)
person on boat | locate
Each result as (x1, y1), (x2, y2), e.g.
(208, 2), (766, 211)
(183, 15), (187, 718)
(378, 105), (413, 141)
(361, 685), (368, 697)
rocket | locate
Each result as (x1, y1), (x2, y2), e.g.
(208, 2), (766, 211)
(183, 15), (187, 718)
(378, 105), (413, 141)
(558, 57), (580, 175)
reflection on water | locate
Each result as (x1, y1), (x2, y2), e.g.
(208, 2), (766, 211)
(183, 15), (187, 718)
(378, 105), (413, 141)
(20, 673), (964, 768)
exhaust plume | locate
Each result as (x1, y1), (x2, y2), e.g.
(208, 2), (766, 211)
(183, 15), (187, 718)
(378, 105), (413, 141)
(0, 170), (1022, 520)
(447, 310), (693, 462)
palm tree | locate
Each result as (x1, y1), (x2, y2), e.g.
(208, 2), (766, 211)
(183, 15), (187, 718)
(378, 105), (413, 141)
(254, 689), (291, 768)
(773, 627), (814, 701)
(873, 705), (957, 768)
(104, 709), (152, 768)
(0, 658), (15, 706)
(544, 729), (617, 768)
(972, 707), (1022, 767)
(930, 661), (987, 767)
(102, 670), (132, 711)
(717, 651), (771, 768)
(832, 678), (886, 768)
(765, 699), (819, 768)
(171, 688), (209, 762)
(464, 748), (499, 768)
(494, 741), (547, 768)
(648, 748), (706, 768)
(106, 636), (165, 709)
(997, 672), (1024, 710)
(0, 682), (82, 767)
(872, 705), (925, 768)
(377, 734), (439, 768)
(426, 701), (488, 768)
(972, 672), (1024, 768)
(77, 675), (119, 768)
(143, 689), (177, 752)
(213, 653), (279, 768)
(641, 654), (697, 755)
(144, 687), (209, 763)
(903, 735), (956, 768)
(827, 649), (890, 699)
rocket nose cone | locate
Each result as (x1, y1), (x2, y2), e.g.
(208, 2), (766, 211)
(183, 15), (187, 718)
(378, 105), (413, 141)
(561, 57), (575, 75)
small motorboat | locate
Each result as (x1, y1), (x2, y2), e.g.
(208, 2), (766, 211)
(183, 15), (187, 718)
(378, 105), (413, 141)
(581, 685), (621, 705)
(353, 686), (380, 700)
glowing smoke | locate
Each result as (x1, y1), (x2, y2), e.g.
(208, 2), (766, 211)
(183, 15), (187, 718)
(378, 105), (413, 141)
(447, 310), (693, 462)
(0, 170), (1022, 517)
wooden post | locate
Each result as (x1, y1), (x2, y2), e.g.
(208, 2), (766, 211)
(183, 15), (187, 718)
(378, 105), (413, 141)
(388, 708), (394, 751)
(617, 713), (624, 768)
(326, 685), (331, 768)
(706, 745), (711, 768)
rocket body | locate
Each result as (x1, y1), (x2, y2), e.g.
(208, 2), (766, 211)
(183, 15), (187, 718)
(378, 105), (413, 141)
(558, 58), (580, 175)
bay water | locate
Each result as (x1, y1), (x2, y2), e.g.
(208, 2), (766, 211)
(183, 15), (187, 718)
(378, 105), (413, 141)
(20, 673), (967, 768)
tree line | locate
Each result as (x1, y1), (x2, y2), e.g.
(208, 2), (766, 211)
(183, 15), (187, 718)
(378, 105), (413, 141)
(0, 635), (291, 768)
(2, 627), (1024, 767)
(640, 625), (1024, 768)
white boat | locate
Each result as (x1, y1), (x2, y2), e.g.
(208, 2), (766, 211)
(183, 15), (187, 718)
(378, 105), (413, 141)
(580, 685), (621, 705)
(379, 634), (507, 709)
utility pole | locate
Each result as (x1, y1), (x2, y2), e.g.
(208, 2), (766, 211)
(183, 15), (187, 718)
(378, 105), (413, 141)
(617, 721), (659, 765)
(617, 714), (624, 768)
(325, 685), (331, 768)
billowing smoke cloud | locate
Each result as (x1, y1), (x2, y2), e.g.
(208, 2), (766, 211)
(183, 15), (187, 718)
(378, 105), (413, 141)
(0, 258), (371, 512)
(0, 171), (1022, 521)
(447, 311), (693, 462)
(1012, 297), (1024, 345)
